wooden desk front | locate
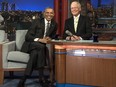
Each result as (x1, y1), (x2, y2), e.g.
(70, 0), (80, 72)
(50, 40), (116, 87)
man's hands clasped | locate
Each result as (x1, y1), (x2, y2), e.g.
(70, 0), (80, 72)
(38, 37), (51, 43)
(66, 35), (81, 41)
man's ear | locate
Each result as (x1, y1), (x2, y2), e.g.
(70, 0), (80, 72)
(79, 8), (81, 12)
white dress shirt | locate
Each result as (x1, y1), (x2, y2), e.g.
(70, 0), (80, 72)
(34, 19), (51, 41)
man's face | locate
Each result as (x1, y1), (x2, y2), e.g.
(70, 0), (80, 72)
(44, 8), (54, 21)
(71, 2), (81, 16)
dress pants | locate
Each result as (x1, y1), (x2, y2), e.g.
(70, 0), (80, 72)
(24, 43), (47, 76)
(17, 43), (48, 87)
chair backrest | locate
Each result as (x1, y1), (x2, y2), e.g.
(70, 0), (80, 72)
(0, 30), (5, 42)
(16, 30), (28, 51)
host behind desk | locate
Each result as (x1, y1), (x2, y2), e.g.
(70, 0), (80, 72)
(50, 40), (116, 87)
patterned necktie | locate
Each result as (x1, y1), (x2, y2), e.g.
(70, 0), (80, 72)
(45, 21), (50, 37)
(74, 17), (78, 32)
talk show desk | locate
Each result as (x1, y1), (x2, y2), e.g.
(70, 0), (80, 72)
(49, 40), (116, 87)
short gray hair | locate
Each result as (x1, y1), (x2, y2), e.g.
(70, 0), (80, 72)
(71, 1), (81, 9)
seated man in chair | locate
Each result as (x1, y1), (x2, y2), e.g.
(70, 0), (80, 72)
(17, 7), (57, 87)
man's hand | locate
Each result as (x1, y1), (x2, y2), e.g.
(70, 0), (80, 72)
(38, 37), (51, 43)
(71, 35), (81, 40)
(44, 37), (51, 41)
(66, 35), (82, 41)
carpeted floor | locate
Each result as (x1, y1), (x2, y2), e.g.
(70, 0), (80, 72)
(0, 70), (53, 87)
(0, 79), (41, 87)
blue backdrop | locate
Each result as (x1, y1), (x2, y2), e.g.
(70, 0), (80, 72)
(0, 0), (113, 11)
(91, 0), (113, 8)
(0, 0), (54, 11)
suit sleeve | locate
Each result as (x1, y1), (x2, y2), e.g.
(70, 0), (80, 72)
(81, 16), (92, 40)
(25, 20), (39, 42)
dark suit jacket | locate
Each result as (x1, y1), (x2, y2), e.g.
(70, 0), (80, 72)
(21, 18), (57, 53)
(63, 15), (92, 40)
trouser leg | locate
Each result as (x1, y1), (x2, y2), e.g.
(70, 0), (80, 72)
(17, 50), (38, 87)
(17, 75), (28, 87)
(24, 49), (38, 76)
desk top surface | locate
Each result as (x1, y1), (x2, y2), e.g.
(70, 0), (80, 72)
(50, 40), (116, 50)
(51, 40), (116, 45)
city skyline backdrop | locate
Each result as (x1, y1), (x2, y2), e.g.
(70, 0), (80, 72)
(0, 0), (113, 11)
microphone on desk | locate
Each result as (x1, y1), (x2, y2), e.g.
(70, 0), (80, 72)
(65, 30), (81, 40)
(65, 30), (73, 36)
(65, 30), (74, 40)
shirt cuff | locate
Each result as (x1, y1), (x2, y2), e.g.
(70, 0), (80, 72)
(79, 37), (83, 40)
(34, 38), (39, 41)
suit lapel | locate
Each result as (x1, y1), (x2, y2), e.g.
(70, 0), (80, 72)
(70, 17), (75, 34)
(77, 15), (82, 33)
(40, 19), (45, 36)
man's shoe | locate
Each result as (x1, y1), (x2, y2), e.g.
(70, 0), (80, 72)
(39, 78), (49, 87)
(17, 79), (25, 87)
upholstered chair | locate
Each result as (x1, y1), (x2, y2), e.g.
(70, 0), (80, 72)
(0, 30), (29, 85)
(0, 30), (53, 85)
(0, 30), (6, 42)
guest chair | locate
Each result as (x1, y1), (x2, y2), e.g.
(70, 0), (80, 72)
(0, 30), (6, 84)
(0, 30), (53, 85)
(0, 30), (29, 85)
(0, 30), (6, 42)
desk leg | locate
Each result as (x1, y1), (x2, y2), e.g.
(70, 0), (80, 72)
(55, 49), (66, 84)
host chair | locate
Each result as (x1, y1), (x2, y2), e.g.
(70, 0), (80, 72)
(0, 30), (30, 85)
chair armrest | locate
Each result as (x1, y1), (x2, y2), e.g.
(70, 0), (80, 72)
(2, 41), (16, 68)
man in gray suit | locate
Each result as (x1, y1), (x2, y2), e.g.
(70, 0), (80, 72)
(63, 1), (92, 40)
(18, 7), (57, 87)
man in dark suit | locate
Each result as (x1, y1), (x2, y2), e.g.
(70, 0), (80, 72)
(63, 1), (92, 40)
(17, 7), (57, 87)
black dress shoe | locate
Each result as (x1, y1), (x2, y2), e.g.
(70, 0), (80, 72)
(17, 79), (25, 87)
(48, 81), (56, 87)
(39, 79), (49, 87)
